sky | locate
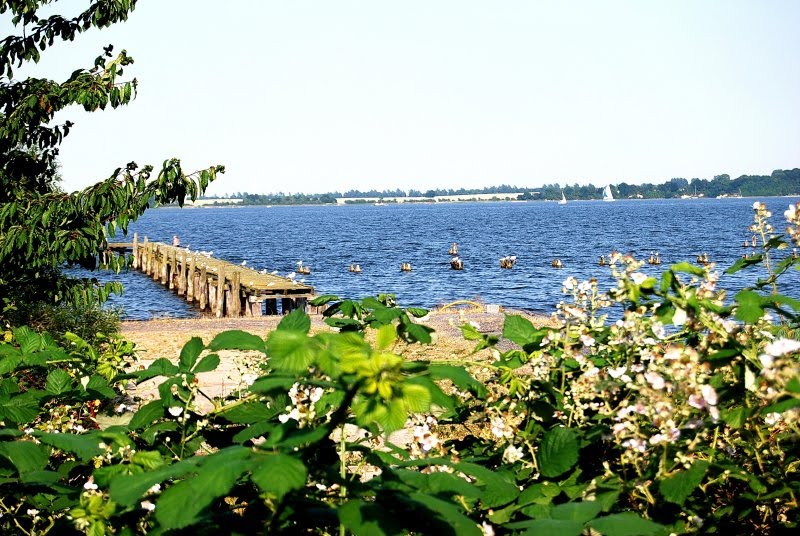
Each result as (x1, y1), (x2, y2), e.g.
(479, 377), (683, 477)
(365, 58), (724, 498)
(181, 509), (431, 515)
(4, 0), (800, 196)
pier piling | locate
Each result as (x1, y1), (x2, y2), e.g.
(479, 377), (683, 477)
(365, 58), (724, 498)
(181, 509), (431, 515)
(107, 240), (314, 317)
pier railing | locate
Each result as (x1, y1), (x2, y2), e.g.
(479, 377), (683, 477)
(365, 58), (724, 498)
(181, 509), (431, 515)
(107, 233), (315, 317)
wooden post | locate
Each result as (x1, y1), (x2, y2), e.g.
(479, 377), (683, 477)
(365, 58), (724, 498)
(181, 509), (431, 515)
(132, 233), (139, 269)
(167, 249), (175, 289)
(178, 251), (187, 296)
(187, 255), (197, 302)
(199, 266), (208, 310)
(208, 281), (217, 312)
(249, 296), (263, 317)
(152, 245), (160, 281)
(160, 247), (168, 285)
(142, 239), (150, 274)
(227, 270), (241, 317)
(215, 265), (226, 318)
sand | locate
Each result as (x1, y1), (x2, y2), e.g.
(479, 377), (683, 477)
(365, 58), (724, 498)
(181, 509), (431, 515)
(119, 309), (553, 411)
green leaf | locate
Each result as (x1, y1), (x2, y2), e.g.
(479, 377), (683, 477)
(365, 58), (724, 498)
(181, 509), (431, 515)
(587, 512), (664, 536)
(401, 382), (432, 413)
(0, 392), (42, 423)
(504, 518), (583, 536)
(109, 458), (201, 506)
(658, 461), (709, 505)
(310, 294), (339, 306)
(408, 492), (482, 536)
(670, 262), (706, 276)
(192, 353), (220, 373)
(250, 453), (307, 499)
(428, 364), (487, 398)
(734, 290), (765, 323)
(37, 432), (103, 461)
(786, 376), (800, 394)
(179, 337), (204, 371)
(208, 330), (266, 352)
(376, 324), (397, 350)
(399, 318), (433, 344)
(762, 397), (800, 415)
(407, 307), (429, 318)
(339, 500), (403, 535)
(128, 400), (163, 430)
(221, 402), (274, 424)
(551, 501), (603, 522)
(266, 330), (316, 372)
(135, 358), (178, 381)
(725, 256), (763, 274)
(248, 375), (297, 394)
(155, 448), (250, 529)
(45, 368), (72, 395)
(539, 427), (579, 478)
(455, 462), (519, 508)
(720, 406), (748, 428)
(85, 375), (116, 399)
(277, 308), (311, 334)
(131, 450), (165, 470)
(0, 440), (48, 474)
(503, 314), (537, 346)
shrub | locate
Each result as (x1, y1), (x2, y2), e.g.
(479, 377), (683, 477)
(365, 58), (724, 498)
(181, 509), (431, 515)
(0, 203), (798, 535)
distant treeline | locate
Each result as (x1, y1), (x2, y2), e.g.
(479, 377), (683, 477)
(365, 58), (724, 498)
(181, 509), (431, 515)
(529, 169), (800, 201)
(213, 169), (800, 205)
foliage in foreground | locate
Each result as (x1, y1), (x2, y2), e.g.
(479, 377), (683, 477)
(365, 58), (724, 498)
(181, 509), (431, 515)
(0, 0), (223, 325)
(0, 203), (799, 535)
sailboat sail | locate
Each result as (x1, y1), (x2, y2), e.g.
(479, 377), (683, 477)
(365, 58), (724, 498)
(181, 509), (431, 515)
(559, 191), (567, 205)
(603, 185), (615, 202)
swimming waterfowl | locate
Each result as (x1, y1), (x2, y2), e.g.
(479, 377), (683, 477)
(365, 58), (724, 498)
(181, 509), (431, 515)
(449, 242), (459, 255)
(401, 262), (412, 272)
(354, 264), (361, 273)
(598, 255), (607, 266)
(551, 259), (563, 268)
(647, 252), (662, 265)
(450, 256), (464, 270)
(500, 255), (517, 269)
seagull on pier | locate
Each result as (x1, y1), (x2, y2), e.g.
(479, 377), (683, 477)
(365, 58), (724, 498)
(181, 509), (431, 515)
(286, 272), (296, 280)
(241, 260), (247, 266)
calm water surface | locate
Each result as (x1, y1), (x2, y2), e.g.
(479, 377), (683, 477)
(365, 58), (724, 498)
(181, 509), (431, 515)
(95, 198), (800, 320)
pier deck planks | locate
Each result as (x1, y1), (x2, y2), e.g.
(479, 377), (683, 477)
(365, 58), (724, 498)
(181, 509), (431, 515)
(107, 236), (314, 317)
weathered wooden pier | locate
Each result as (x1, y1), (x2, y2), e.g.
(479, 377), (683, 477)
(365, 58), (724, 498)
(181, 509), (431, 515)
(107, 234), (315, 317)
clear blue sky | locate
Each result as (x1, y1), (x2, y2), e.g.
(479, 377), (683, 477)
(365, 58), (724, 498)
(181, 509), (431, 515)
(5, 0), (800, 196)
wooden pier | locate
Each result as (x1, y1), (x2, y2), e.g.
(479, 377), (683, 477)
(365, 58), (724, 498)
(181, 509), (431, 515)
(107, 234), (315, 317)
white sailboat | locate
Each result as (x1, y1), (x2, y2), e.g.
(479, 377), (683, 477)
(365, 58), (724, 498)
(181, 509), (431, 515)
(602, 185), (615, 202)
(559, 191), (567, 205)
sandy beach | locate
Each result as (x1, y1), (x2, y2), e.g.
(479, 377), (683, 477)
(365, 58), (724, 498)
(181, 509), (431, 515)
(120, 308), (553, 410)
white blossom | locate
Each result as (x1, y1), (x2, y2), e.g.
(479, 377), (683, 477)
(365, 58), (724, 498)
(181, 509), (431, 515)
(763, 338), (800, 357)
(502, 444), (525, 464)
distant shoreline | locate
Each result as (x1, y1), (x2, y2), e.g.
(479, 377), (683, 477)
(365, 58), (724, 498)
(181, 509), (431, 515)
(160, 194), (799, 210)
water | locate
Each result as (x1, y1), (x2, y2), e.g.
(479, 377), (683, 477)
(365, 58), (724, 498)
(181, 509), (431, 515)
(91, 197), (800, 320)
